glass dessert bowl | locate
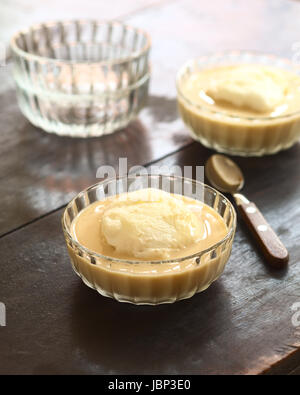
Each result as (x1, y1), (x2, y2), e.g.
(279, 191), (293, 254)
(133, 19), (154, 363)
(176, 51), (300, 156)
(10, 20), (151, 137)
(62, 174), (236, 305)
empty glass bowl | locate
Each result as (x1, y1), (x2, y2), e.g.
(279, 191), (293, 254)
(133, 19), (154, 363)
(62, 174), (236, 305)
(10, 20), (151, 137)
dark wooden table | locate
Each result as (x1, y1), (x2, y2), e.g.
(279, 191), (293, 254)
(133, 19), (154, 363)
(0, 0), (300, 375)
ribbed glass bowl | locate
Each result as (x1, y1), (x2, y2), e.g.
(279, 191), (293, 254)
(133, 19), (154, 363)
(10, 20), (151, 137)
(62, 174), (236, 305)
(177, 51), (300, 156)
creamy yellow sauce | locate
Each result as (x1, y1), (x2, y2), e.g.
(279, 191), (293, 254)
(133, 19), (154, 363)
(71, 189), (228, 262)
(180, 65), (300, 117)
(177, 64), (300, 156)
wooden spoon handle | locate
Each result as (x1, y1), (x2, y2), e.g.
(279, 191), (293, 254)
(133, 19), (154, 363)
(238, 201), (289, 268)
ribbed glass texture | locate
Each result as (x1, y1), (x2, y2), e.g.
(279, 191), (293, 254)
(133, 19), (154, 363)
(62, 175), (236, 305)
(11, 20), (151, 137)
(177, 51), (300, 156)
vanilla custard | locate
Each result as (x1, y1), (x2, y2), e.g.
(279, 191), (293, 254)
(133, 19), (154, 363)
(65, 188), (235, 304)
(71, 189), (227, 261)
(177, 63), (300, 156)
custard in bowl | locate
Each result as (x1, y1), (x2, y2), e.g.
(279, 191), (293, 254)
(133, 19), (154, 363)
(177, 52), (300, 156)
(62, 175), (236, 305)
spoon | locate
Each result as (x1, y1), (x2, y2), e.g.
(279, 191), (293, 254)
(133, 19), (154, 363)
(205, 154), (289, 268)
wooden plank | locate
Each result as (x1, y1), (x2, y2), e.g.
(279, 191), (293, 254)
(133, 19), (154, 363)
(1, 0), (300, 374)
(0, 70), (190, 236)
(289, 365), (300, 375)
(0, 142), (299, 374)
(1, 0), (300, 236)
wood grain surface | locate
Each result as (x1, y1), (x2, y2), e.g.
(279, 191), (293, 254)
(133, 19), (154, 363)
(0, 142), (300, 375)
(0, 0), (300, 375)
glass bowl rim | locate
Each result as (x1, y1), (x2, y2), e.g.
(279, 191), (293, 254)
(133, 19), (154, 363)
(62, 174), (237, 265)
(10, 19), (152, 67)
(176, 50), (300, 122)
